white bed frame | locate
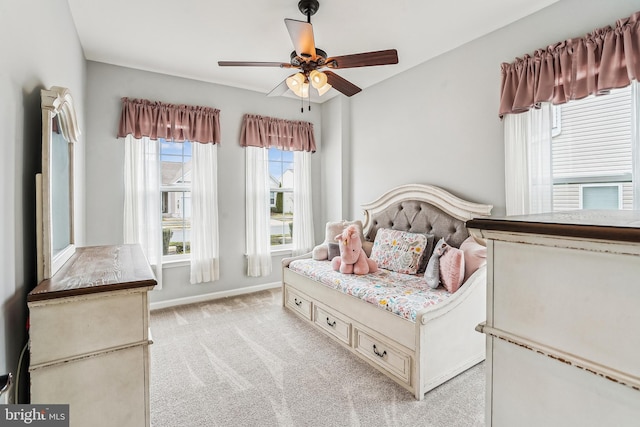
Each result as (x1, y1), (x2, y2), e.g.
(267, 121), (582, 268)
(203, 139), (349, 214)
(282, 184), (493, 400)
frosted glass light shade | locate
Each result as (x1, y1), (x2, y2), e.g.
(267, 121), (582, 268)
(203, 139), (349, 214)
(309, 70), (327, 87)
(309, 70), (331, 96)
(316, 83), (332, 96)
(286, 73), (309, 98)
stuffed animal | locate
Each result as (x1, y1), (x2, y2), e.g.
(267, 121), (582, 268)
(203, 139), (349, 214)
(312, 220), (364, 260)
(331, 224), (378, 275)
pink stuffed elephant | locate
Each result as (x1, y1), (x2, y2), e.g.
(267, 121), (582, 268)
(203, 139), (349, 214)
(331, 224), (378, 275)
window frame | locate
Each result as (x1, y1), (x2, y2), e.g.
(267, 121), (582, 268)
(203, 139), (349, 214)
(160, 139), (192, 262)
(268, 147), (294, 251)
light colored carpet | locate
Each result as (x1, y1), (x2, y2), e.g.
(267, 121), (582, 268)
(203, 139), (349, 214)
(149, 288), (485, 427)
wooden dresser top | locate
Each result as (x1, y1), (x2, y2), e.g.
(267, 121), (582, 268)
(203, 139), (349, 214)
(28, 244), (157, 302)
(466, 210), (640, 243)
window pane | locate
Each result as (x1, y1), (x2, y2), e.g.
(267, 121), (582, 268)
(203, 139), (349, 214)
(282, 162), (293, 188)
(268, 148), (295, 248)
(268, 147), (282, 161)
(582, 186), (619, 210)
(160, 140), (192, 257)
(281, 150), (293, 162)
(161, 140), (192, 186)
(162, 190), (191, 255)
(270, 216), (292, 246)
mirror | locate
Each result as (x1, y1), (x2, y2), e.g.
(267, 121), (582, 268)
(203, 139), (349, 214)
(36, 86), (80, 282)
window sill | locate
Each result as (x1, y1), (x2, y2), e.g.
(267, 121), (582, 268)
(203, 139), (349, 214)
(162, 258), (190, 269)
(270, 248), (293, 257)
(242, 249), (293, 257)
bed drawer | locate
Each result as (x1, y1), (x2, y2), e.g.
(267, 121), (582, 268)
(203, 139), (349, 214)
(285, 287), (312, 320)
(354, 329), (411, 384)
(314, 304), (351, 345)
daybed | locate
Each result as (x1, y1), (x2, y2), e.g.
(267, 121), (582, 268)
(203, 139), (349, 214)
(281, 184), (493, 400)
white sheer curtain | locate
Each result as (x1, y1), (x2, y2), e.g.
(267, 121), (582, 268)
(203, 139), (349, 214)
(245, 147), (272, 277)
(292, 150), (314, 256)
(504, 103), (553, 215)
(123, 135), (163, 288)
(632, 81), (640, 210)
(190, 142), (220, 283)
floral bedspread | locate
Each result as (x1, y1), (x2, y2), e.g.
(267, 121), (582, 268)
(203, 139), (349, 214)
(288, 259), (453, 322)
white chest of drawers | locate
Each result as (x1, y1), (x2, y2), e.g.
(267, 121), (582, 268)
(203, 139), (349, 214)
(28, 244), (156, 427)
(467, 210), (640, 427)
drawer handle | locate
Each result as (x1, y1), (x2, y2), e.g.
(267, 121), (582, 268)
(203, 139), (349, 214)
(372, 344), (387, 358)
(326, 317), (336, 327)
(294, 298), (303, 307)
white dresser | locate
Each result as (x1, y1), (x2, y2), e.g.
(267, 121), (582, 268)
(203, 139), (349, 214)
(28, 244), (156, 427)
(467, 210), (640, 427)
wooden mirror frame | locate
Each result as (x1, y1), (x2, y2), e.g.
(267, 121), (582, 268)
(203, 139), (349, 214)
(36, 86), (81, 283)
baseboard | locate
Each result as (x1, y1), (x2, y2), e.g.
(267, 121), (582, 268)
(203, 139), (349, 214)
(149, 282), (281, 311)
(423, 353), (486, 394)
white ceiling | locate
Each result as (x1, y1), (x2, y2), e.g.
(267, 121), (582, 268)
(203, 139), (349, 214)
(67, 0), (558, 102)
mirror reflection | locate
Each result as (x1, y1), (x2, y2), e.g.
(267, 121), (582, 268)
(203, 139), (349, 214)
(51, 115), (71, 257)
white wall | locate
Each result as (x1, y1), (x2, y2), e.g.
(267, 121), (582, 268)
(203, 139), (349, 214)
(320, 96), (352, 222)
(0, 0), (86, 402)
(341, 0), (640, 219)
(84, 62), (323, 304)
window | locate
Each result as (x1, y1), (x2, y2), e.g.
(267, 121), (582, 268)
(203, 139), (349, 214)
(551, 86), (634, 211)
(580, 184), (622, 210)
(160, 139), (192, 257)
(268, 147), (294, 248)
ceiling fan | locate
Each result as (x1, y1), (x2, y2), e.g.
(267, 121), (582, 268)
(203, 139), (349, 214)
(218, 0), (398, 100)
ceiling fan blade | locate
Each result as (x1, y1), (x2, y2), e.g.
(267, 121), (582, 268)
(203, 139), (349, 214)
(324, 71), (361, 97)
(284, 18), (316, 59)
(218, 61), (293, 68)
(325, 49), (398, 69)
(267, 79), (290, 97)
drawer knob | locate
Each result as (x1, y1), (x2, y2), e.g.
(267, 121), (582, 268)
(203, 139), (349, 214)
(294, 298), (302, 307)
(326, 317), (336, 327)
(373, 344), (387, 358)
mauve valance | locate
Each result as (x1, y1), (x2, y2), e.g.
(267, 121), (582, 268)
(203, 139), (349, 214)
(240, 114), (316, 153)
(499, 11), (640, 117)
(117, 98), (220, 144)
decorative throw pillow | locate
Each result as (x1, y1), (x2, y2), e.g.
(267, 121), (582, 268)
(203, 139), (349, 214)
(416, 234), (435, 274)
(460, 235), (487, 283)
(439, 245), (465, 293)
(425, 238), (447, 289)
(362, 240), (374, 258)
(370, 228), (430, 274)
(327, 242), (340, 260)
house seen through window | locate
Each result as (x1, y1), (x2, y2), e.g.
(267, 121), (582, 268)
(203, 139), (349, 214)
(269, 147), (294, 248)
(161, 139), (192, 257)
(551, 85), (633, 211)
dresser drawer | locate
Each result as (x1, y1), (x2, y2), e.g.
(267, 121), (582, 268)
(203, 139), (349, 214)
(30, 344), (149, 427)
(28, 289), (149, 366)
(285, 287), (312, 320)
(354, 329), (411, 384)
(314, 304), (351, 345)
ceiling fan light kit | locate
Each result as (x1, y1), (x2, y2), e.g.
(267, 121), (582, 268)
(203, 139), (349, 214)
(218, 0), (398, 106)
(286, 73), (309, 98)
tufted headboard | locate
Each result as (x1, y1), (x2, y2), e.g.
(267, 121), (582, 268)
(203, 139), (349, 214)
(362, 184), (493, 248)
